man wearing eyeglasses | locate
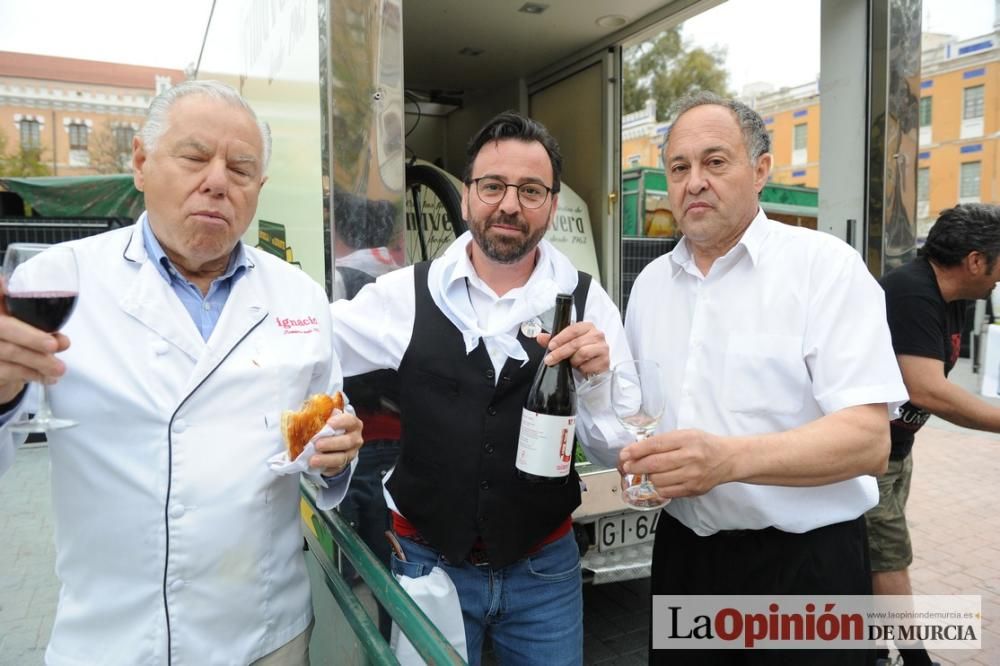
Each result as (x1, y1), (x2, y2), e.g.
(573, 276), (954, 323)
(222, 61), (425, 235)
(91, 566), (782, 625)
(329, 111), (632, 665)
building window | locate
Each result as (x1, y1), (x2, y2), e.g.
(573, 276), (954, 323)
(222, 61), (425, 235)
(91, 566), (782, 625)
(916, 167), (930, 220)
(791, 123), (807, 166)
(68, 123), (89, 151)
(155, 75), (172, 95)
(19, 119), (41, 150)
(917, 167), (929, 202)
(793, 124), (807, 150)
(960, 161), (981, 202)
(919, 97), (933, 145)
(113, 125), (136, 156)
(627, 154), (641, 168)
(919, 97), (932, 126)
(963, 86), (984, 120)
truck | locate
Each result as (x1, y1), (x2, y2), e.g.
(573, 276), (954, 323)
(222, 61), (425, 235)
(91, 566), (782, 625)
(192, 0), (923, 659)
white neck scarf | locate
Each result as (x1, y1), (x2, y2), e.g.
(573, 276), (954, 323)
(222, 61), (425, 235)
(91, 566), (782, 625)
(427, 231), (580, 366)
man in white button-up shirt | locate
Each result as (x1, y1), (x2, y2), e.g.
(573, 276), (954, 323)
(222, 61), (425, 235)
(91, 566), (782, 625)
(619, 92), (908, 665)
(0, 81), (363, 666)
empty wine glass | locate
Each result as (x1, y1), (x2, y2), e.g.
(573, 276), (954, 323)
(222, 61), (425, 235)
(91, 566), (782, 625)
(612, 359), (670, 511)
(2, 243), (79, 432)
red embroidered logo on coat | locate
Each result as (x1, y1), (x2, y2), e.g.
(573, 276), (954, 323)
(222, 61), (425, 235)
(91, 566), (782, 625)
(276, 315), (320, 334)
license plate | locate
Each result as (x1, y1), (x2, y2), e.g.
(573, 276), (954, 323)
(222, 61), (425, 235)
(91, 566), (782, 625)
(597, 510), (660, 552)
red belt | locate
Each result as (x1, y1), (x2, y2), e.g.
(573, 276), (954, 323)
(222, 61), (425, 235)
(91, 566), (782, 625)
(353, 411), (401, 441)
(391, 512), (572, 564)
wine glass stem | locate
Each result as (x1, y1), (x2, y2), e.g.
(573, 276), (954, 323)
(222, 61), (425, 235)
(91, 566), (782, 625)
(634, 432), (652, 486)
(35, 384), (55, 425)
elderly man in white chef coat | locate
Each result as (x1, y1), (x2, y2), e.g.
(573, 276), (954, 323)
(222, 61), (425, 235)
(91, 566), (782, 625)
(0, 80), (363, 666)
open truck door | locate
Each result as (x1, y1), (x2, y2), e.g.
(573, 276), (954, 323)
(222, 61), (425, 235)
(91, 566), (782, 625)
(530, 49), (620, 296)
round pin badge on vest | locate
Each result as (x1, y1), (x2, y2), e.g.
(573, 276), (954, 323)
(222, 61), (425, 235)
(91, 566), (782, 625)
(520, 317), (543, 338)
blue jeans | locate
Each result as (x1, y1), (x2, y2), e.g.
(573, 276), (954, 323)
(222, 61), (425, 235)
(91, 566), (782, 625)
(390, 531), (583, 666)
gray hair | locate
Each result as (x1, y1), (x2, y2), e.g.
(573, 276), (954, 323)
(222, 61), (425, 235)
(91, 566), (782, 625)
(138, 80), (271, 172)
(664, 90), (771, 163)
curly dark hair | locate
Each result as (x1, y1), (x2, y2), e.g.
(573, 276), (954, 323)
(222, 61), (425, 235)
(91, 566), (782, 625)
(462, 110), (562, 193)
(920, 204), (1000, 268)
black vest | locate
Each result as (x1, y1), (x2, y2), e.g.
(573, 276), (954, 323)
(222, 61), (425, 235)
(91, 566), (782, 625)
(387, 262), (591, 567)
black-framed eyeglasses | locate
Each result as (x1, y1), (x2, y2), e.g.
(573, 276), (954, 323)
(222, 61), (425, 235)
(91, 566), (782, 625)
(470, 177), (554, 209)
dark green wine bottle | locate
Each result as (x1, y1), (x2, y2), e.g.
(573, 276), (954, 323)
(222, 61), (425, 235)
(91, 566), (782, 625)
(516, 293), (577, 484)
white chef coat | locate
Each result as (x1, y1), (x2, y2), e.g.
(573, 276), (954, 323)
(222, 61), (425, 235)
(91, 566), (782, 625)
(625, 210), (908, 536)
(0, 222), (351, 666)
(330, 235), (633, 471)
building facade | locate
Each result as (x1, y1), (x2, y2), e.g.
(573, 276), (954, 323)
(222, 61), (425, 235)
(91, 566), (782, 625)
(621, 29), (999, 239)
(0, 52), (184, 177)
(622, 99), (666, 170)
(917, 32), (999, 236)
(753, 81), (821, 190)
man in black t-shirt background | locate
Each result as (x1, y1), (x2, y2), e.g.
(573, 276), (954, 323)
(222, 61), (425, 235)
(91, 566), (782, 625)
(869, 203), (1000, 666)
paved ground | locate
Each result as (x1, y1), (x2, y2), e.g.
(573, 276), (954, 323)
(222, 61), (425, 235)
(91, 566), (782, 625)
(2, 359), (999, 664)
(0, 441), (56, 665)
(909, 423), (1000, 665)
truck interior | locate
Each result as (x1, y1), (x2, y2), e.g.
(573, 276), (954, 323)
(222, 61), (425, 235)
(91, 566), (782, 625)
(398, 0), (917, 304)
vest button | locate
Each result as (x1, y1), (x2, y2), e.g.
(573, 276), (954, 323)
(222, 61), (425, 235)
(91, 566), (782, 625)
(486, 369), (495, 379)
(487, 406), (497, 416)
(484, 443), (495, 454)
(480, 480), (490, 490)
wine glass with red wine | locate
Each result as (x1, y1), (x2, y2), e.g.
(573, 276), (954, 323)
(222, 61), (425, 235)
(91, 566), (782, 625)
(611, 359), (670, 511)
(2, 243), (79, 432)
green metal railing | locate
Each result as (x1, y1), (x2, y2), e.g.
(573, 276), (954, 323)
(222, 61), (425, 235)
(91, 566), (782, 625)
(300, 481), (466, 665)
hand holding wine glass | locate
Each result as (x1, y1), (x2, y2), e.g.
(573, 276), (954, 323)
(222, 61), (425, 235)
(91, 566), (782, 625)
(611, 359), (670, 511)
(0, 243), (79, 432)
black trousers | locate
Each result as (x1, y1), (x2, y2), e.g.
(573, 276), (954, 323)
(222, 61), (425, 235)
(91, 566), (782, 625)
(649, 512), (875, 665)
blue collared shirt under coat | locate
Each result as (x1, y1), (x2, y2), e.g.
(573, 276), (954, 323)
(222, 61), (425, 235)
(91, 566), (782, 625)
(140, 212), (250, 340)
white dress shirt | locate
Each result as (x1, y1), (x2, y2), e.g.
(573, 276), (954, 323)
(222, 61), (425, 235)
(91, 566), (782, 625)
(626, 210), (908, 536)
(330, 234), (634, 472)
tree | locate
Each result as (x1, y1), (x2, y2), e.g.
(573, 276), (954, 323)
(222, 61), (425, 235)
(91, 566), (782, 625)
(0, 129), (8, 173)
(88, 121), (133, 174)
(0, 129), (51, 177)
(623, 27), (731, 121)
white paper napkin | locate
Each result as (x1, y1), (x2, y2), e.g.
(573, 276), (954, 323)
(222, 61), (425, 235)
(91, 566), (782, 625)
(267, 423), (347, 486)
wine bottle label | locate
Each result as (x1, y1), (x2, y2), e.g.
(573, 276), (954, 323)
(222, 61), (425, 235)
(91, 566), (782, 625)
(515, 409), (577, 478)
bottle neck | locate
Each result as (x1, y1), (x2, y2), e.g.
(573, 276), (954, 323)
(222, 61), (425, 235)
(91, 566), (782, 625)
(550, 296), (572, 338)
